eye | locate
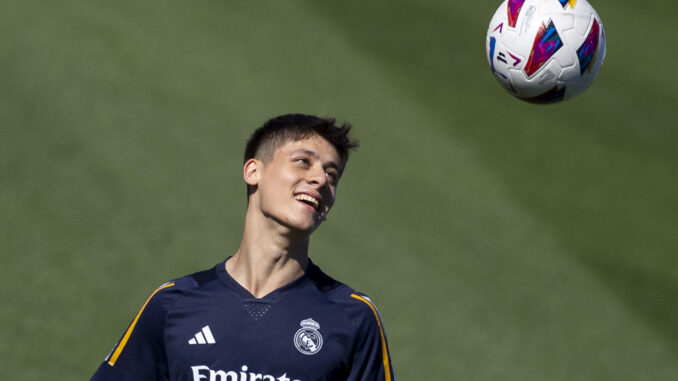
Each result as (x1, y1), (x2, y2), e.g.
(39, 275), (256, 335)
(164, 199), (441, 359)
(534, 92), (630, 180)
(295, 157), (310, 166)
(325, 170), (338, 184)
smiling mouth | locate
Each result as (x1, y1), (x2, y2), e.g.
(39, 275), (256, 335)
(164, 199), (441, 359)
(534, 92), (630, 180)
(294, 194), (321, 211)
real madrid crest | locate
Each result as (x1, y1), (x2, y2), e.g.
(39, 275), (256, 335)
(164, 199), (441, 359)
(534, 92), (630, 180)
(294, 318), (323, 355)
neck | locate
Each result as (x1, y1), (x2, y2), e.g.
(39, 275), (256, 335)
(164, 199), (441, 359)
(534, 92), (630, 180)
(226, 208), (311, 298)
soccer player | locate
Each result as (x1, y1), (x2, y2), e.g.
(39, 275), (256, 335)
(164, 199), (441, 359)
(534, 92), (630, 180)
(91, 114), (395, 381)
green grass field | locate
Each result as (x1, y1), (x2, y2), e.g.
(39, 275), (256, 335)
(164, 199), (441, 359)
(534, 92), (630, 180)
(2, 0), (677, 379)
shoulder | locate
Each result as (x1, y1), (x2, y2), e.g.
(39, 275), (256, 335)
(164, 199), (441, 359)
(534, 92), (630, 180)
(143, 264), (221, 311)
(97, 264), (223, 374)
(306, 262), (385, 333)
(305, 262), (395, 379)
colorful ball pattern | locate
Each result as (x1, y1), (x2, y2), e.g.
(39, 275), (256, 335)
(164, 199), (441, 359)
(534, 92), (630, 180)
(486, 0), (606, 103)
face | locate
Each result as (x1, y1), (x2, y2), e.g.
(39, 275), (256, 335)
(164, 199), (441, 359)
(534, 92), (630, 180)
(245, 134), (342, 235)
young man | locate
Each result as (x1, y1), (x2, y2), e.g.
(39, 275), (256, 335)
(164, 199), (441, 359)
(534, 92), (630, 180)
(91, 114), (395, 381)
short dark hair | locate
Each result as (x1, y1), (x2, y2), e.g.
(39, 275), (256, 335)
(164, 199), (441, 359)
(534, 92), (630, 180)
(244, 114), (359, 170)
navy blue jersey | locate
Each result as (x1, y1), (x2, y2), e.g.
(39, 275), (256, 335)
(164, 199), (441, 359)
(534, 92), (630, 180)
(91, 259), (395, 381)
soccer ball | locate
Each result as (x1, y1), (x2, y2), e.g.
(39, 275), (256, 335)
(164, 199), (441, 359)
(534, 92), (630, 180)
(486, 0), (606, 103)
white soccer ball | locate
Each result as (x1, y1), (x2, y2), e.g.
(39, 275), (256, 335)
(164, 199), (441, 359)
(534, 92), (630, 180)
(486, 0), (606, 103)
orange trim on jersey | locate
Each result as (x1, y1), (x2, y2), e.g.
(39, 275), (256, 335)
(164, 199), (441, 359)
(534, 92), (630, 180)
(107, 282), (175, 366)
(350, 294), (392, 381)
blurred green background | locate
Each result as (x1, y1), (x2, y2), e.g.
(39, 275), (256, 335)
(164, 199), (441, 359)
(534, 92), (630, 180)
(1, 0), (677, 379)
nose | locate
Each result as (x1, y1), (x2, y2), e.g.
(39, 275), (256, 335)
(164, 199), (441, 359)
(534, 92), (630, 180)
(308, 164), (328, 187)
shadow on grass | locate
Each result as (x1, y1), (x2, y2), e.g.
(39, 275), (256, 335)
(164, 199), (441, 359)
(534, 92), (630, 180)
(582, 255), (678, 354)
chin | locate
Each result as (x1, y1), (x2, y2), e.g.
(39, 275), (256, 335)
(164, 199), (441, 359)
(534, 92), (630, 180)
(282, 217), (321, 236)
(296, 222), (321, 235)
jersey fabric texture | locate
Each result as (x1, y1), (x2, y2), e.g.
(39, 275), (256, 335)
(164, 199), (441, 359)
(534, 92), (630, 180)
(91, 259), (395, 381)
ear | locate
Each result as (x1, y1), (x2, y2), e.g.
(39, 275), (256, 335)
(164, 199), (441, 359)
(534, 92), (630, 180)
(243, 158), (260, 187)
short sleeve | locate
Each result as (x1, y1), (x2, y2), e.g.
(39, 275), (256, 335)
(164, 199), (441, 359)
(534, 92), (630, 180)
(346, 293), (396, 381)
(91, 282), (178, 381)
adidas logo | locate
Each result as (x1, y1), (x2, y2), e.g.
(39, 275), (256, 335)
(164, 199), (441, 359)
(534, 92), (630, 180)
(188, 325), (216, 345)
